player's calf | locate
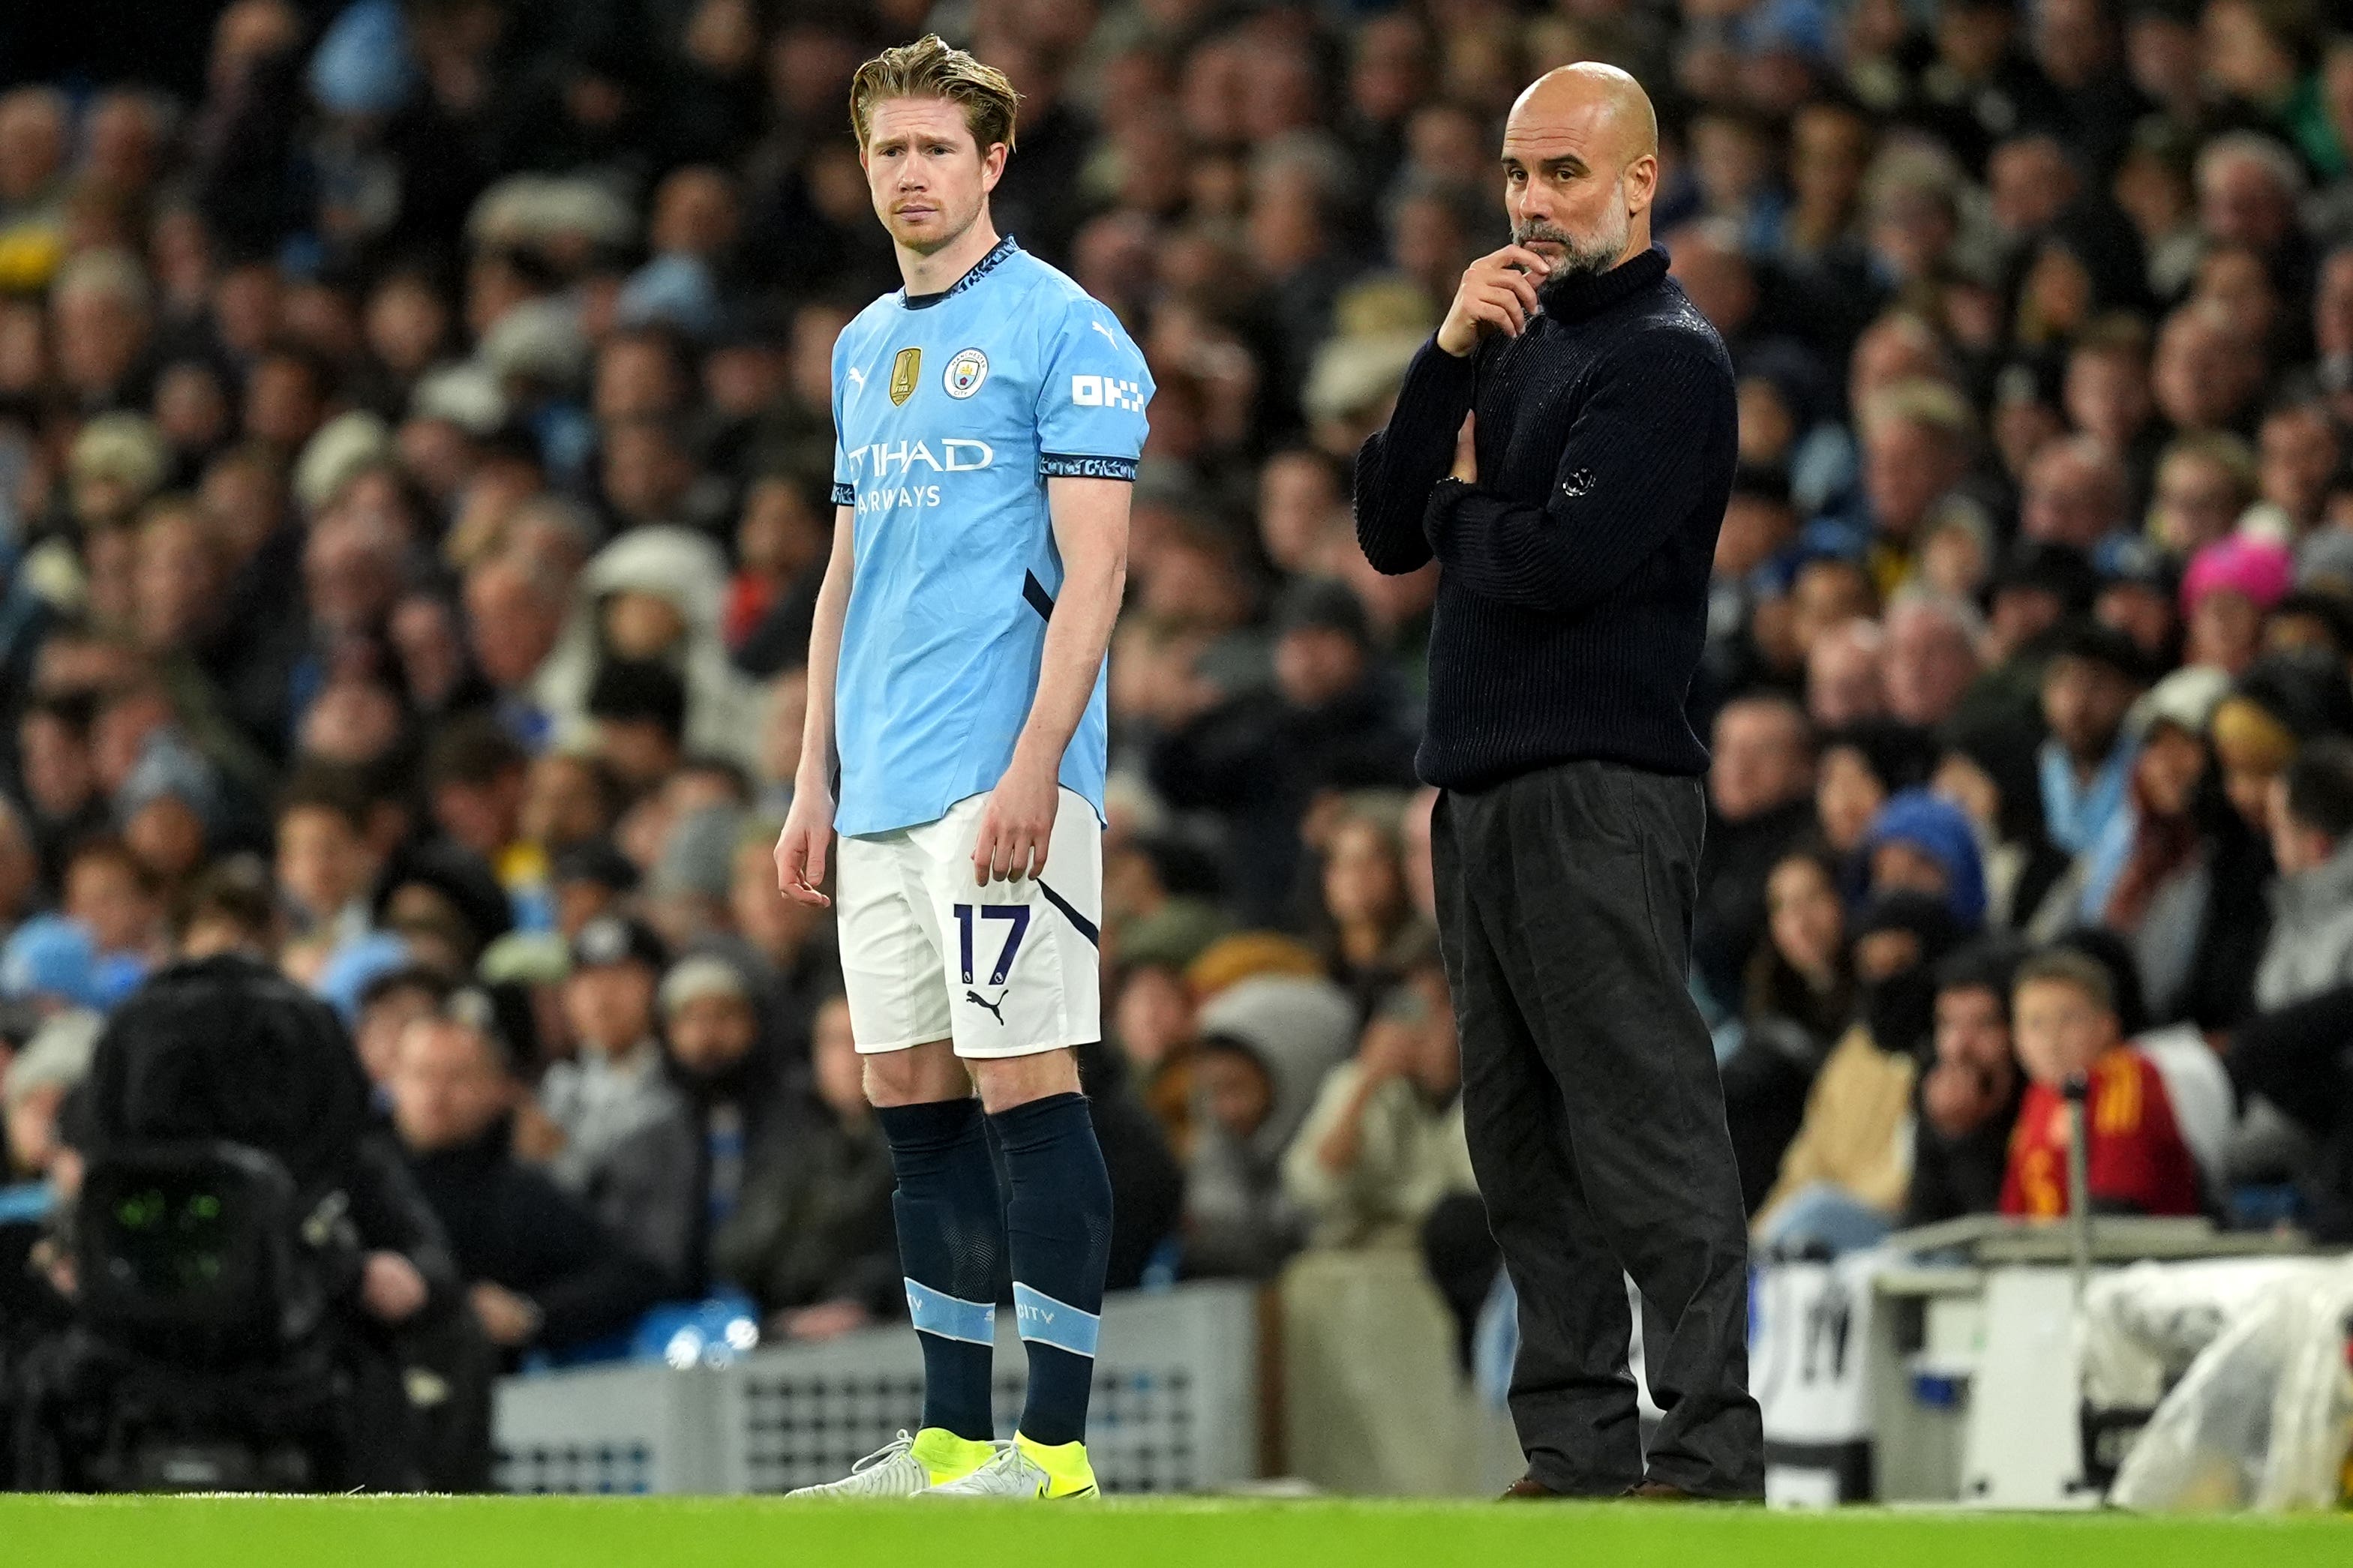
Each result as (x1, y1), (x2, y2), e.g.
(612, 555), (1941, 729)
(989, 1089), (1112, 1450)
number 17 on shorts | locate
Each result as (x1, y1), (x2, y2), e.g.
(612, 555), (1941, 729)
(836, 787), (1103, 1060)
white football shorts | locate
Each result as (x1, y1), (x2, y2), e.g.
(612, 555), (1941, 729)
(836, 786), (1103, 1059)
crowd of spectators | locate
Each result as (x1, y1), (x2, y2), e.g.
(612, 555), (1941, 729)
(8, 0), (2353, 1404)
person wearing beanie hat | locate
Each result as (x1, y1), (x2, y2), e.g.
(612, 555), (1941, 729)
(1861, 789), (1989, 929)
(2211, 648), (2353, 830)
(2042, 662), (2247, 1021)
(657, 950), (789, 1292)
(659, 952), (753, 1021)
(648, 803), (749, 951)
(2093, 542), (2183, 673)
(538, 913), (696, 1287)
(0, 916), (104, 1017)
(116, 728), (221, 888)
(68, 412), (171, 532)
(2180, 535), (2293, 676)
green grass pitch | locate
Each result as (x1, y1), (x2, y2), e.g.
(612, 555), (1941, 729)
(4, 1495), (2350, 1568)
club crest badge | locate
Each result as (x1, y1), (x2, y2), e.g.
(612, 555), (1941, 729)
(944, 348), (989, 399)
(890, 346), (921, 406)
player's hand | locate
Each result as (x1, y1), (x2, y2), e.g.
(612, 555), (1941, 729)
(360, 1251), (428, 1324)
(973, 751), (1058, 885)
(1436, 244), (1552, 357)
(775, 787), (836, 907)
(1450, 412), (1477, 484)
(470, 1281), (544, 1348)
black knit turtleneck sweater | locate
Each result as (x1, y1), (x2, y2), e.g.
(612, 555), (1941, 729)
(1355, 244), (1737, 789)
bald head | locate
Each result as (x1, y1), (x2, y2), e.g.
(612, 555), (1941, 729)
(1499, 64), (1659, 279)
(1509, 64), (1658, 160)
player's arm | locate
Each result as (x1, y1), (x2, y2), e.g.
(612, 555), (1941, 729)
(775, 503), (857, 906)
(970, 475), (1128, 886)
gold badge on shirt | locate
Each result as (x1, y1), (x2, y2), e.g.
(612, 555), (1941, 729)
(890, 346), (921, 406)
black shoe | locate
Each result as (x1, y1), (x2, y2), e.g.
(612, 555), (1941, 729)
(1623, 1480), (1694, 1501)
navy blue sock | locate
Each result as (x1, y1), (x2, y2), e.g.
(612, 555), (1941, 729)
(876, 1097), (1003, 1442)
(990, 1092), (1113, 1448)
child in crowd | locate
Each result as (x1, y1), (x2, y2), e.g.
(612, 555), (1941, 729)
(2000, 946), (2200, 1219)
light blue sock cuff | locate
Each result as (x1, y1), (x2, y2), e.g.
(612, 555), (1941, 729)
(1012, 1283), (1100, 1359)
(906, 1279), (996, 1345)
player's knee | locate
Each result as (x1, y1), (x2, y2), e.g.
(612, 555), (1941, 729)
(971, 1046), (1082, 1114)
(863, 1041), (968, 1107)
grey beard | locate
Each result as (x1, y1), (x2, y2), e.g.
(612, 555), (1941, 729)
(1517, 187), (1630, 281)
(1544, 233), (1624, 280)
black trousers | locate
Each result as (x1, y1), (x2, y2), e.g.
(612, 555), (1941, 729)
(1433, 760), (1763, 1498)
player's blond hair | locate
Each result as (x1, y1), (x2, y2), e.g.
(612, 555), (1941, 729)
(849, 34), (1020, 154)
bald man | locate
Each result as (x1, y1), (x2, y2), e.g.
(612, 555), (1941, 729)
(1355, 65), (1763, 1501)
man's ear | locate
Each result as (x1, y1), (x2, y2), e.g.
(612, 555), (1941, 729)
(1625, 152), (1661, 215)
(981, 142), (1008, 193)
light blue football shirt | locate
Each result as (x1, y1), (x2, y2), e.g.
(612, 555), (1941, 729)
(830, 236), (1153, 838)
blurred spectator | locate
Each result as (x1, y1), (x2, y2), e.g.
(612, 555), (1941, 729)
(1934, 718), (2066, 934)
(1883, 592), (1985, 730)
(2000, 946), (2201, 1218)
(1282, 946), (1470, 1252)
(1814, 719), (1937, 860)
(538, 914), (695, 1288)
(353, 964), (452, 1095)
(2081, 666), (2253, 1024)
(1861, 789), (1989, 930)
(2037, 620), (2152, 863)
(1181, 972), (1355, 1279)
(1901, 941), (2025, 1227)
(392, 994), (667, 1357)
(424, 715), (547, 933)
(712, 992), (900, 1337)
(2253, 737), (2353, 1009)
(1313, 798), (1424, 1021)
(2, 1009), (98, 1185)
(1694, 693), (1817, 1012)
(1720, 843), (1854, 1213)
(658, 952), (788, 1295)
(1754, 891), (1965, 1255)
(1149, 578), (1420, 924)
